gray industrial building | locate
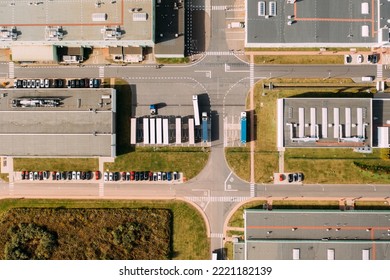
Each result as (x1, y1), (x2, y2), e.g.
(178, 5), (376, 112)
(234, 209), (390, 260)
(0, 88), (116, 158)
(277, 98), (374, 148)
(246, 0), (390, 47)
(0, 0), (185, 61)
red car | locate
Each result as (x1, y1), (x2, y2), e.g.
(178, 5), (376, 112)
(130, 171), (135, 181)
(95, 171), (100, 180)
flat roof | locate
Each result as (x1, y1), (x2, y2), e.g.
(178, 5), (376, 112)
(0, 0), (154, 47)
(243, 210), (390, 260)
(246, 0), (390, 47)
(279, 98), (372, 148)
(372, 98), (390, 147)
(0, 88), (116, 157)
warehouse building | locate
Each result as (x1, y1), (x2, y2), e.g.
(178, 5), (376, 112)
(0, 0), (185, 61)
(234, 209), (390, 260)
(0, 88), (116, 158)
(246, 0), (390, 47)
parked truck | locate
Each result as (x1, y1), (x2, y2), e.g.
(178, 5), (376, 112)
(240, 112), (247, 144)
(192, 95), (200, 126)
(202, 112), (208, 143)
(228, 22), (245, 28)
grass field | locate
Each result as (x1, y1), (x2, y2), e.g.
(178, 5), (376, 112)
(156, 57), (190, 64)
(271, 200), (340, 209)
(0, 199), (210, 260)
(0, 174), (9, 182)
(105, 147), (209, 180)
(354, 200), (390, 210)
(228, 200), (267, 228)
(13, 158), (99, 172)
(253, 55), (344, 64)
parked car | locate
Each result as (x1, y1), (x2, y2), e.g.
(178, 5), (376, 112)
(21, 171), (26, 180)
(297, 173), (304, 182)
(79, 79), (85, 88)
(126, 172), (130, 181)
(157, 172), (162, 181)
(76, 171), (81, 180)
(113, 172), (119, 181)
(104, 172), (109, 181)
(121, 172), (126, 181)
(345, 55), (352, 64)
(44, 79), (50, 88)
(167, 172), (172, 181)
(72, 171), (77, 180)
(80, 171), (86, 180)
(67, 171), (72, 180)
(33, 171), (39, 180)
(35, 79), (40, 88)
(357, 54), (363, 63)
(31, 80), (36, 88)
(22, 80), (27, 88)
(109, 172), (113, 181)
(149, 171), (153, 181)
(93, 78), (100, 88)
(29, 171), (34, 181)
(293, 173), (298, 182)
(288, 174), (293, 183)
(130, 171), (135, 181)
(153, 172), (158, 181)
(57, 79), (64, 88)
(95, 171), (100, 180)
(89, 79), (94, 88)
(43, 171), (49, 180)
(162, 172), (167, 181)
(135, 171), (139, 181)
(139, 171), (144, 181)
(144, 171), (149, 181)
(75, 79), (80, 88)
(85, 171), (91, 180)
(173, 171), (178, 181)
(16, 80), (22, 88)
(52, 171), (57, 180)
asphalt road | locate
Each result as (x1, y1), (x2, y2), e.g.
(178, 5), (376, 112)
(1, 0), (389, 259)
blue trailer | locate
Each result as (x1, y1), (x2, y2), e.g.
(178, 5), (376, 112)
(202, 112), (208, 143)
(241, 112), (247, 144)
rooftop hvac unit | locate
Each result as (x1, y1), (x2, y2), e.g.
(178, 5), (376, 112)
(133, 13), (148, 21)
(92, 13), (107, 22)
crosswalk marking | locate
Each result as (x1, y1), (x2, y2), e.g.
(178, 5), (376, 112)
(250, 183), (255, 197)
(9, 182), (14, 196)
(212, 5), (226, 10)
(210, 233), (224, 238)
(185, 196), (250, 202)
(99, 182), (104, 197)
(99, 66), (105, 78)
(9, 62), (14, 79)
(206, 51), (244, 56)
(377, 64), (383, 80)
(249, 62), (254, 87)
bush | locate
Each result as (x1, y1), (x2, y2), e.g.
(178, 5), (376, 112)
(4, 223), (57, 260)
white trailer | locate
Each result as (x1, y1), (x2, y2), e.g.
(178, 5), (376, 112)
(192, 95), (200, 126)
(156, 118), (163, 144)
(143, 118), (149, 144)
(175, 117), (182, 144)
(130, 118), (137, 144)
(150, 117), (156, 144)
(189, 118), (195, 144)
(163, 118), (169, 145)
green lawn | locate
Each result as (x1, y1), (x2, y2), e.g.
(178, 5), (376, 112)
(0, 199), (210, 260)
(156, 57), (190, 64)
(254, 55), (344, 64)
(272, 200), (340, 209)
(227, 200), (267, 228)
(105, 147), (209, 180)
(13, 158), (98, 172)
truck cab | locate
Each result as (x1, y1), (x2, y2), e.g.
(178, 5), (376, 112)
(150, 104), (157, 115)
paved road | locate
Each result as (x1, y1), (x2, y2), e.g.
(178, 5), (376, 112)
(1, 0), (390, 258)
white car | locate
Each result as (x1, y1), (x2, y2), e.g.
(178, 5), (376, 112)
(72, 171), (77, 180)
(44, 79), (50, 88)
(104, 172), (109, 181)
(357, 54), (363, 63)
(157, 172), (162, 181)
(40, 79), (45, 88)
(76, 171), (81, 180)
(109, 172), (113, 181)
(31, 80), (36, 88)
(29, 171), (34, 181)
(35, 79), (40, 88)
(89, 79), (94, 88)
